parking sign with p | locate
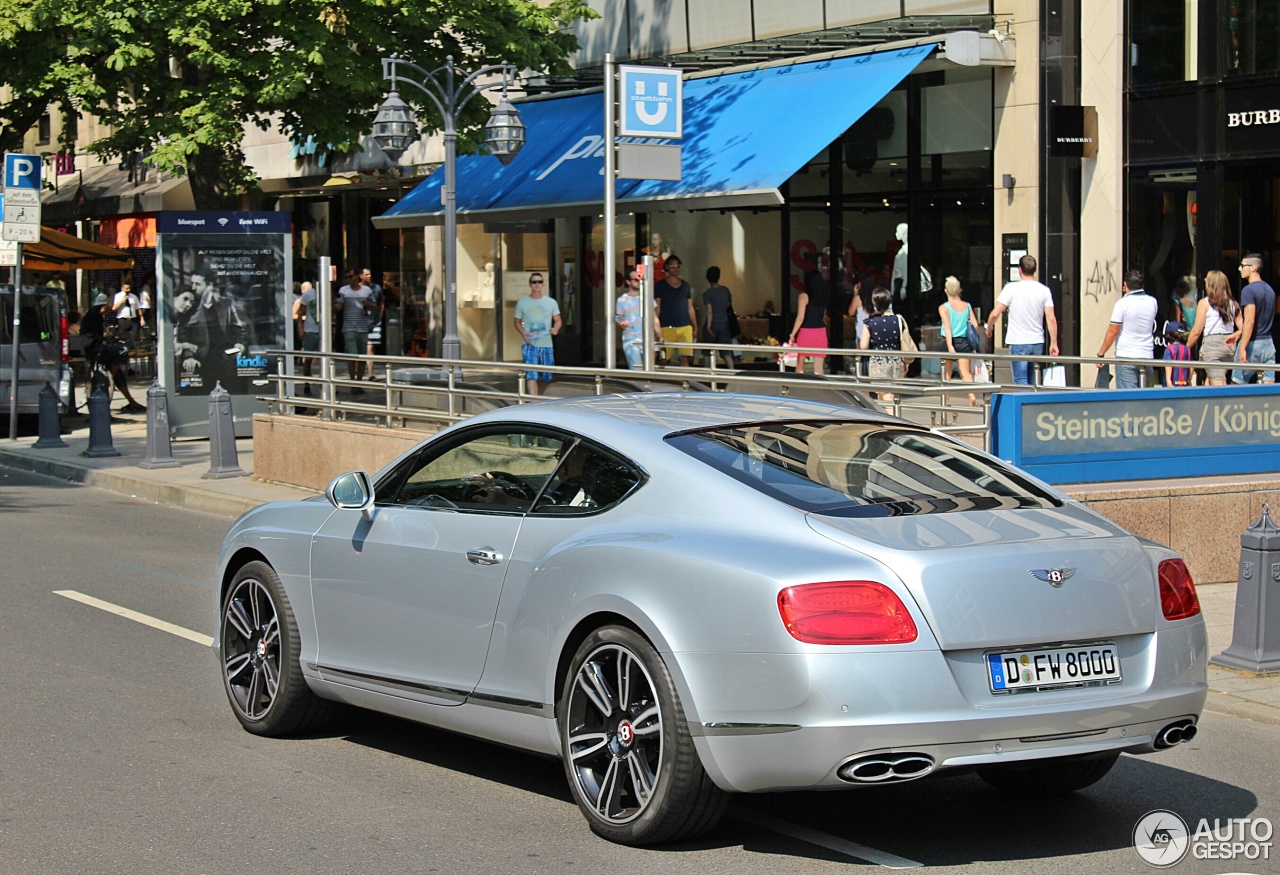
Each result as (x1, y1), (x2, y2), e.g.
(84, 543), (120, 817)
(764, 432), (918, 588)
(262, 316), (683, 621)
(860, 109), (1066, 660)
(2, 153), (42, 243)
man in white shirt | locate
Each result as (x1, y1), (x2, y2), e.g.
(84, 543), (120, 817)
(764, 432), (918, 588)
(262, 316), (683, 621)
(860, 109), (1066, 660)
(985, 255), (1059, 385)
(112, 282), (141, 344)
(1096, 269), (1159, 389)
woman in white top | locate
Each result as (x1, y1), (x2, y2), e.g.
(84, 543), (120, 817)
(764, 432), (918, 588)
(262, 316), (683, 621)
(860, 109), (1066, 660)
(1186, 269), (1242, 385)
(937, 276), (981, 406)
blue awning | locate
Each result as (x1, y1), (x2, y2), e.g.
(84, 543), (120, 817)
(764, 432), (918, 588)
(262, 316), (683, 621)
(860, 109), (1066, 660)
(374, 45), (933, 229)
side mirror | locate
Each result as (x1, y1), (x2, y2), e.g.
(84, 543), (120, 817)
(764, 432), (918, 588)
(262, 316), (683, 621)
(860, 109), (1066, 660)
(326, 471), (375, 521)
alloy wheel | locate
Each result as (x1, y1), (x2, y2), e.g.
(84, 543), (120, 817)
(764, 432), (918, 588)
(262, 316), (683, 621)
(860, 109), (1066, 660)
(222, 576), (281, 721)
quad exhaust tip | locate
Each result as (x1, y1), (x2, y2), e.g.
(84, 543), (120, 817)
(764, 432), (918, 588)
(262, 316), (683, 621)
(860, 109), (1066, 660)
(838, 753), (936, 784)
(1155, 719), (1198, 749)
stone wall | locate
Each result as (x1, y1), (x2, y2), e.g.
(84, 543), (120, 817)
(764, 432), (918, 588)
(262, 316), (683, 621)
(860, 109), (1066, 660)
(252, 414), (441, 492)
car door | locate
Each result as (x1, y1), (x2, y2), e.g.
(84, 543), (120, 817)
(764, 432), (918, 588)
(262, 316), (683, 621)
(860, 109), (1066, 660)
(309, 426), (566, 703)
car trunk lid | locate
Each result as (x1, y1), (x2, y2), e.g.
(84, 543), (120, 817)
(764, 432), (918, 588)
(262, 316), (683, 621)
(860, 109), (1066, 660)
(807, 505), (1158, 650)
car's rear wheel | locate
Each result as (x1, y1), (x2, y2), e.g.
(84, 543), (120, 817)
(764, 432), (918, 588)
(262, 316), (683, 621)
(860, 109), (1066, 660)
(977, 752), (1119, 795)
(220, 560), (335, 736)
(560, 626), (727, 845)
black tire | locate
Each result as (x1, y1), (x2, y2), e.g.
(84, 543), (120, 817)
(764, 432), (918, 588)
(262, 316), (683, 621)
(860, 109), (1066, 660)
(220, 560), (336, 736)
(559, 626), (728, 845)
(977, 752), (1119, 795)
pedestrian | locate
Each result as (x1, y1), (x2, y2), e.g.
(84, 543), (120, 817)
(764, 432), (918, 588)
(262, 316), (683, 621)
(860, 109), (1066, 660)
(293, 281), (320, 396)
(335, 270), (373, 393)
(615, 268), (660, 369)
(1186, 269), (1241, 386)
(1162, 323), (1192, 387)
(788, 259), (830, 375)
(984, 254), (1059, 385)
(513, 272), (561, 395)
(1232, 253), (1275, 385)
(654, 256), (697, 367)
(80, 292), (146, 412)
(860, 287), (903, 402)
(701, 266), (736, 369)
(1096, 269), (1159, 389)
(112, 281), (141, 346)
(361, 268), (384, 376)
(938, 276), (980, 406)
(137, 281), (154, 337)
(845, 273), (872, 376)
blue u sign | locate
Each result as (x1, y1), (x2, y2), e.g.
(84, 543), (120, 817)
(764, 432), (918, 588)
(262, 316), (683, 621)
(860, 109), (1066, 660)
(618, 66), (683, 139)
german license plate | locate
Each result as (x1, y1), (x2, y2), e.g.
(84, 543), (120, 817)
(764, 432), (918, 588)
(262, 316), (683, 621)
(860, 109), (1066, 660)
(987, 643), (1121, 693)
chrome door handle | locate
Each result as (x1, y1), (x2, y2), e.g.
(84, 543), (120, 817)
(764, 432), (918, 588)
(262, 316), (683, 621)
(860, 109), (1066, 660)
(466, 547), (504, 566)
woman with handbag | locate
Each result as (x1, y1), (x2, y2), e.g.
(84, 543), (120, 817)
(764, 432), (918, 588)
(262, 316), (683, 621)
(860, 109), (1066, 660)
(860, 288), (903, 402)
(1186, 269), (1242, 386)
(938, 275), (981, 406)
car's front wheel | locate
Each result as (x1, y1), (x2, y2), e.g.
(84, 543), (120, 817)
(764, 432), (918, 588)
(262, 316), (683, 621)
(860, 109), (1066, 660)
(977, 752), (1119, 795)
(560, 626), (727, 845)
(220, 560), (335, 736)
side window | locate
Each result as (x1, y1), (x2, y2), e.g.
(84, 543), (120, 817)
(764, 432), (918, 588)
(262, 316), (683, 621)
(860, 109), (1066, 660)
(531, 443), (643, 516)
(390, 429), (566, 513)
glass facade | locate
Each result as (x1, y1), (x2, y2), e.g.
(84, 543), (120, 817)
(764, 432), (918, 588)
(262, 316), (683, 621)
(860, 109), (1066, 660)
(1126, 0), (1280, 313)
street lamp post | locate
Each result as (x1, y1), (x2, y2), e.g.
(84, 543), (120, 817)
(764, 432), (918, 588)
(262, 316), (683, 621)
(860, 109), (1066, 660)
(372, 55), (525, 369)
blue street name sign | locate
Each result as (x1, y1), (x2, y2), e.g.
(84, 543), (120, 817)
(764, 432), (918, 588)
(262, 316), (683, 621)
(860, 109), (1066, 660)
(618, 66), (683, 139)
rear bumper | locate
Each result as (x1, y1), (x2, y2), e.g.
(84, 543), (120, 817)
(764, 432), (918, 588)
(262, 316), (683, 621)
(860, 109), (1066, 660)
(677, 620), (1207, 793)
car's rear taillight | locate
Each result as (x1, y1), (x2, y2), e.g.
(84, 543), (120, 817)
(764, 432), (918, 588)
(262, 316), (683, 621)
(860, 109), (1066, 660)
(1158, 558), (1200, 620)
(60, 315), (69, 362)
(778, 581), (918, 644)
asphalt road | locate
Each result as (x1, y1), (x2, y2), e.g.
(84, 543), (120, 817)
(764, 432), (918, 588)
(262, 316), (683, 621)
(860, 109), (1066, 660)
(2, 467), (1278, 875)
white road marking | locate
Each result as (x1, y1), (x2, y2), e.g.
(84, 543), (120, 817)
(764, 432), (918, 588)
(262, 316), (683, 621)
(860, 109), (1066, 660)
(54, 590), (213, 647)
(735, 810), (923, 869)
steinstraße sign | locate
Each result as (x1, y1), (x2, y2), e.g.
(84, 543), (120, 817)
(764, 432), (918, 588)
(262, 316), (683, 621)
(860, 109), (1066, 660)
(990, 385), (1280, 484)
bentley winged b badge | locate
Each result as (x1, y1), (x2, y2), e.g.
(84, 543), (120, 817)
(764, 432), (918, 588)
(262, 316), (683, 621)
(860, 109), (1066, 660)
(1029, 568), (1076, 587)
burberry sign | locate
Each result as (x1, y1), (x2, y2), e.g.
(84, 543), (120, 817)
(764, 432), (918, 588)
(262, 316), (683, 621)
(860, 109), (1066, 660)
(1227, 109), (1280, 127)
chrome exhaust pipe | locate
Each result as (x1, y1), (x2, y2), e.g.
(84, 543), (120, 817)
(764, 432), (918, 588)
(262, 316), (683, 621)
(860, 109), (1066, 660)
(839, 753), (936, 784)
(1155, 720), (1195, 749)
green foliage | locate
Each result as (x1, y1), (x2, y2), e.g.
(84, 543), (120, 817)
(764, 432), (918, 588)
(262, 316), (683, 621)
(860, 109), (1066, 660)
(0, 0), (592, 208)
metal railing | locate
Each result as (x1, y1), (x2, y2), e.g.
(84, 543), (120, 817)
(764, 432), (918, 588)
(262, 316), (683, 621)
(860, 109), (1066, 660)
(262, 339), (1279, 453)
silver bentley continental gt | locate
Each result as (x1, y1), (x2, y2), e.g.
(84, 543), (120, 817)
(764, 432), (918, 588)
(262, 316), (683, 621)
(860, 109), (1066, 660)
(212, 394), (1206, 845)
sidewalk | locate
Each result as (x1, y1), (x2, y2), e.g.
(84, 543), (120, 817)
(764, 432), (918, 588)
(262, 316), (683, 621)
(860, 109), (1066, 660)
(1, 402), (1277, 726)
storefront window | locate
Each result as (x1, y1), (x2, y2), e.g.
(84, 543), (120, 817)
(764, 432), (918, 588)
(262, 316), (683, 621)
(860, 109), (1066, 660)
(1126, 170), (1198, 314)
(1227, 0), (1280, 75)
(1130, 0), (1197, 86)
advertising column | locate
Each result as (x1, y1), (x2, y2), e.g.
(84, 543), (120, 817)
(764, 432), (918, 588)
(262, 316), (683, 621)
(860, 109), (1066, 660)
(156, 211), (292, 437)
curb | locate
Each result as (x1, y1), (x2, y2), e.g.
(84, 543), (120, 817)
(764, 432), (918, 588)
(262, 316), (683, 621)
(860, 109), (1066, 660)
(0, 450), (268, 519)
(1204, 690), (1280, 727)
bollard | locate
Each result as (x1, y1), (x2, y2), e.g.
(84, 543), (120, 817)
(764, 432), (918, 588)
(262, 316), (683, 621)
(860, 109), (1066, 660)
(81, 385), (121, 457)
(138, 379), (180, 469)
(203, 381), (247, 479)
(1211, 503), (1280, 674)
(32, 383), (68, 448)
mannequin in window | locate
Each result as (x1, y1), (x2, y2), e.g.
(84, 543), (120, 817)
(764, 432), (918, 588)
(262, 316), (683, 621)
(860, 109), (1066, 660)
(891, 223), (909, 299)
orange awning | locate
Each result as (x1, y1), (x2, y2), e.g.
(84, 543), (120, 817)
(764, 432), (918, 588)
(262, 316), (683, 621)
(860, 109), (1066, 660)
(22, 227), (135, 271)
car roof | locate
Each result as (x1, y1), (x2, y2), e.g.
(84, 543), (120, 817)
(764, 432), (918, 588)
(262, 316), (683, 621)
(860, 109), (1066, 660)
(467, 392), (902, 439)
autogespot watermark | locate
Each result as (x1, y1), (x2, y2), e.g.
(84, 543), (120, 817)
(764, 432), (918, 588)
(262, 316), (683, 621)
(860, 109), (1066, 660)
(1133, 809), (1274, 867)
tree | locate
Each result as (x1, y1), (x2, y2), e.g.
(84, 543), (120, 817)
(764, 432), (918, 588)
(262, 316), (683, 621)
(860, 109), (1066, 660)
(0, 0), (90, 155)
(2, 0), (592, 209)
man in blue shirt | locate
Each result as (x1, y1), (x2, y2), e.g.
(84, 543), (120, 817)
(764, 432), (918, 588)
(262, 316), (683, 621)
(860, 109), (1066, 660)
(514, 272), (562, 395)
(1233, 253), (1276, 385)
(654, 256), (697, 366)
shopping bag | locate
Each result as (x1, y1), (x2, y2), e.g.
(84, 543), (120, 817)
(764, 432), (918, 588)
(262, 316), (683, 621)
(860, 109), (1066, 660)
(971, 359), (990, 383)
(777, 342), (798, 370)
(1042, 364), (1067, 388)
(1095, 364), (1113, 389)
(897, 316), (918, 368)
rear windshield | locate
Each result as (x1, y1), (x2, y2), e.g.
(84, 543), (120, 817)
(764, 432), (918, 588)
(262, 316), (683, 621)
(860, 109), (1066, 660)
(668, 420), (1061, 517)
(0, 287), (59, 345)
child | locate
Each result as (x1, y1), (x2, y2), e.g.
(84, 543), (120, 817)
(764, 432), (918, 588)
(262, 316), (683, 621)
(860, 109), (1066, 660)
(1162, 322), (1191, 387)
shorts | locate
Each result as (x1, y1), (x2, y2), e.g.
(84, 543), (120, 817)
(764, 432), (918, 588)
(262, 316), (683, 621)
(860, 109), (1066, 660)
(794, 326), (829, 359)
(948, 334), (974, 355)
(522, 343), (555, 383)
(661, 325), (694, 359)
(302, 332), (320, 352)
(343, 330), (368, 355)
(1199, 334), (1234, 382)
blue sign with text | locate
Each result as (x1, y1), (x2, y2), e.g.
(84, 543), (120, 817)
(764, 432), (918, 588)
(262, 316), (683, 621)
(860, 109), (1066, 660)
(619, 66), (683, 139)
(990, 385), (1280, 484)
